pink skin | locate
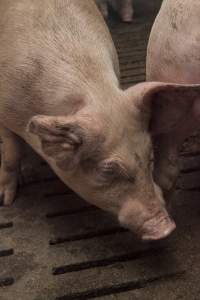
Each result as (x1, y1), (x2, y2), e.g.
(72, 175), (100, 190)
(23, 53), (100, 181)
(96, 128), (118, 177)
(147, 0), (200, 195)
(119, 197), (176, 241)
(2, 0), (199, 241)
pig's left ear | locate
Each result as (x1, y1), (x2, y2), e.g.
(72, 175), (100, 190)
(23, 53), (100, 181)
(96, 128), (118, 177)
(128, 82), (200, 135)
(27, 115), (85, 169)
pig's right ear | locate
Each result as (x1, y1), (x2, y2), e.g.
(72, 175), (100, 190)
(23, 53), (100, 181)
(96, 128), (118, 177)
(27, 115), (84, 169)
(127, 82), (200, 135)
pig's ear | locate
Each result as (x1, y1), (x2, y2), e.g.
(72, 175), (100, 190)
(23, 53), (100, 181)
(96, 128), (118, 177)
(27, 115), (84, 169)
(129, 82), (200, 135)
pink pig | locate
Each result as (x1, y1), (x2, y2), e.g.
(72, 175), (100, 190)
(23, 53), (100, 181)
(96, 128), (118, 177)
(1, 0), (199, 241)
(147, 0), (200, 194)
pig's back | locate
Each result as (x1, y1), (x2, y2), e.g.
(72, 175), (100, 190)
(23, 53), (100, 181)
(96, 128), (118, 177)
(0, 0), (118, 78)
(146, 0), (200, 84)
(0, 0), (116, 60)
(0, 0), (119, 133)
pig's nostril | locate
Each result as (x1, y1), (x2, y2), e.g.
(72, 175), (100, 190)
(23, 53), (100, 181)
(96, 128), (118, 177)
(141, 217), (176, 241)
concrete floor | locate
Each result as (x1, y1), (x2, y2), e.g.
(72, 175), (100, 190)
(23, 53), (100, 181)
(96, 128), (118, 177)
(1, 1), (200, 300)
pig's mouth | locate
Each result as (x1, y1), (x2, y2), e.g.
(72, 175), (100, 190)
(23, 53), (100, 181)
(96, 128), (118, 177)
(140, 213), (176, 241)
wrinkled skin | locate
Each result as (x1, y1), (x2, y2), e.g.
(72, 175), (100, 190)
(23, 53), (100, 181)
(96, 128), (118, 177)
(147, 0), (200, 195)
(2, 0), (199, 241)
(96, 0), (134, 22)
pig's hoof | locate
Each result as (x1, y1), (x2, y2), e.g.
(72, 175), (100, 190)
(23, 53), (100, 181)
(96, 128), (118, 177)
(0, 176), (17, 206)
(121, 13), (133, 23)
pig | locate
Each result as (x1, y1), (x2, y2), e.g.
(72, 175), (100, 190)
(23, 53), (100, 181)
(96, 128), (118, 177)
(96, 0), (134, 22)
(146, 0), (200, 195)
(2, 0), (199, 241)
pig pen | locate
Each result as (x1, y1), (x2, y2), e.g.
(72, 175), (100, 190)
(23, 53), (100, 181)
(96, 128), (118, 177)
(1, 1), (200, 299)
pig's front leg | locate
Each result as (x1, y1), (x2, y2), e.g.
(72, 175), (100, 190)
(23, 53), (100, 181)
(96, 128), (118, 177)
(0, 126), (22, 206)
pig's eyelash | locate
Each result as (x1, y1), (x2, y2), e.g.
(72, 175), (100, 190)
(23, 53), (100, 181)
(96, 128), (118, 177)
(98, 161), (135, 183)
(98, 162), (116, 178)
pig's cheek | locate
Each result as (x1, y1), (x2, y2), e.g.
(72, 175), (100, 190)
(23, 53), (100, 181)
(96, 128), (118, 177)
(118, 201), (144, 232)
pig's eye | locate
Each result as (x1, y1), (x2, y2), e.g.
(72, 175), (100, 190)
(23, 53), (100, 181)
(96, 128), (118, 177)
(98, 162), (116, 180)
(97, 160), (135, 184)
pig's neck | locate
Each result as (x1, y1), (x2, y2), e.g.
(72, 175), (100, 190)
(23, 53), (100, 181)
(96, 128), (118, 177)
(40, 62), (121, 116)
(80, 77), (123, 115)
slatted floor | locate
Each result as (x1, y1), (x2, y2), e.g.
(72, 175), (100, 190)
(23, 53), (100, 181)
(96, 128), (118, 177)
(1, 2), (200, 300)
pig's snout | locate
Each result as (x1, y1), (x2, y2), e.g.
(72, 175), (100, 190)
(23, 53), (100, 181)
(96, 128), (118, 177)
(141, 214), (176, 241)
(118, 200), (176, 241)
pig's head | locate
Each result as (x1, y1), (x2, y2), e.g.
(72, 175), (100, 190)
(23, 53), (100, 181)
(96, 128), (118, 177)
(27, 82), (200, 241)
